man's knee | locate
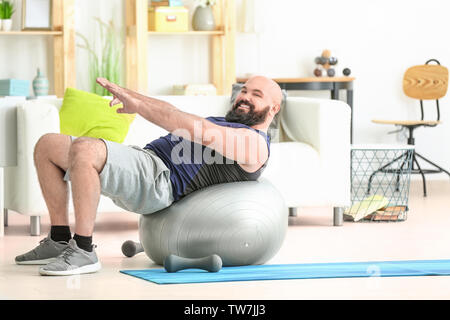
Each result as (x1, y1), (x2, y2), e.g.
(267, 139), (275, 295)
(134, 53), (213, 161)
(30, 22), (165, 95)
(34, 133), (66, 164)
(69, 137), (107, 173)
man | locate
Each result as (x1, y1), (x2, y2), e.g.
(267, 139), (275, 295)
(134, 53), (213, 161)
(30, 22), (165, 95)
(15, 75), (282, 276)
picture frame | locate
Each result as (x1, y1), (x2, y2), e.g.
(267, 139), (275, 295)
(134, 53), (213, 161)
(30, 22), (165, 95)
(22, 0), (53, 31)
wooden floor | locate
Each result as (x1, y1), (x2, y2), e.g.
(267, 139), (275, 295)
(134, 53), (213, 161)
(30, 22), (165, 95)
(1, 180), (450, 300)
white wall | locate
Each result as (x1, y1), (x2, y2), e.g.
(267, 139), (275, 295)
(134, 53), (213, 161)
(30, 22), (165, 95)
(1, 0), (450, 178)
(244, 0), (450, 180)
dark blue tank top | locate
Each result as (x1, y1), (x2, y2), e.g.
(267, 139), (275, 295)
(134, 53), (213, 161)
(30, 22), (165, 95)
(144, 117), (271, 201)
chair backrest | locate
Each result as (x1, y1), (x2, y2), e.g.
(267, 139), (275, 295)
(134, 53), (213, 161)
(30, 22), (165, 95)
(403, 61), (448, 100)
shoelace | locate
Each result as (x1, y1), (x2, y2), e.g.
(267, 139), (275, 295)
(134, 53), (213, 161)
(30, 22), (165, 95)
(58, 243), (98, 264)
(60, 246), (76, 264)
(39, 237), (50, 245)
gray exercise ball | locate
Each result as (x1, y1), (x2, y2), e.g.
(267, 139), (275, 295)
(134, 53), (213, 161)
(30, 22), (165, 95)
(139, 179), (288, 266)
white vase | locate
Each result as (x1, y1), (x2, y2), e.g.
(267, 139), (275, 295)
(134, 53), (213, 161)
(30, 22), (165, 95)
(0, 20), (2, 31)
(2, 19), (12, 32)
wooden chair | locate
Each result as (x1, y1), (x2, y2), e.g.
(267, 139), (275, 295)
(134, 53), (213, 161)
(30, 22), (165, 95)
(372, 59), (449, 196)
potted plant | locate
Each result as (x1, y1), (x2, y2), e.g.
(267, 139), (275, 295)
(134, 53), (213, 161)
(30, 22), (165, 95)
(1, 0), (15, 32)
(192, 0), (216, 31)
(76, 18), (124, 96)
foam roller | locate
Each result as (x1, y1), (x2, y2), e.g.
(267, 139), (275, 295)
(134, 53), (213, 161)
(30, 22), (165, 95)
(164, 254), (223, 273)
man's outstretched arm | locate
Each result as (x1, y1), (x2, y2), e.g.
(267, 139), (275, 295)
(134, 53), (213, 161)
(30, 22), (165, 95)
(96, 78), (268, 169)
(96, 78), (207, 138)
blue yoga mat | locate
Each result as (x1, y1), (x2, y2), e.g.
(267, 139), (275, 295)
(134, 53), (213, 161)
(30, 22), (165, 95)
(120, 259), (450, 284)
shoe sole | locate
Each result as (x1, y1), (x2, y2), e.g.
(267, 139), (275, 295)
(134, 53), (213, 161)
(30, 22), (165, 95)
(16, 257), (58, 265)
(39, 261), (102, 276)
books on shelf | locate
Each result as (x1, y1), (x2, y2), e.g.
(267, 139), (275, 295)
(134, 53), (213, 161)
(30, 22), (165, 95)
(150, 0), (184, 7)
(150, 1), (169, 7)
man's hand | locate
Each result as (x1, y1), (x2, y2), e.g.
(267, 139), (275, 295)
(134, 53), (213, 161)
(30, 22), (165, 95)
(96, 78), (142, 114)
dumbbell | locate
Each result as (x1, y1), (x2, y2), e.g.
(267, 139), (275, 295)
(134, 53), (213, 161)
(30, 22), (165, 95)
(164, 254), (223, 273)
(122, 240), (223, 272)
(121, 240), (144, 257)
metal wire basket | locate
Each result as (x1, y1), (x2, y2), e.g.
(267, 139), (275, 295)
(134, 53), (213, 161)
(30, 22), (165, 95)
(345, 145), (414, 222)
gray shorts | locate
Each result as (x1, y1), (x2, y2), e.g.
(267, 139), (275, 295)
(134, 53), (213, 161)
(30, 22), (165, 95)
(63, 136), (174, 214)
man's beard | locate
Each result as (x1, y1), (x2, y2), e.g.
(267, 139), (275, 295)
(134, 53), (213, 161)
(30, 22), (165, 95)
(225, 100), (270, 126)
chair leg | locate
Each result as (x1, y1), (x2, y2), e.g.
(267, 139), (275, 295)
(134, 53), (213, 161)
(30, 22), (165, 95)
(367, 152), (407, 194)
(30, 216), (41, 236)
(289, 207), (298, 217)
(3, 209), (7, 227)
(333, 207), (344, 226)
(396, 157), (408, 192)
(415, 152), (450, 177)
(412, 155), (427, 197)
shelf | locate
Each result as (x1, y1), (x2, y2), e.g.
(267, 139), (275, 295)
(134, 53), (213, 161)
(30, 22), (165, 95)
(148, 30), (224, 36)
(0, 1), (75, 97)
(125, 0), (236, 95)
(237, 77), (356, 83)
(0, 31), (63, 36)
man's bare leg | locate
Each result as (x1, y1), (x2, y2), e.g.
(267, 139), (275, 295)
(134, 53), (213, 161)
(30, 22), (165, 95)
(36, 136), (106, 275)
(67, 137), (107, 237)
(33, 133), (72, 226)
(34, 134), (107, 238)
(18, 134), (106, 273)
(15, 134), (73, 265)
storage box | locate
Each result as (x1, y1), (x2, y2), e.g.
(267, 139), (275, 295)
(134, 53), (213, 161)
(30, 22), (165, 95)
(345, 145), (414, 222)
(148, 6), (188, 32)
(0, 79), (30, 97)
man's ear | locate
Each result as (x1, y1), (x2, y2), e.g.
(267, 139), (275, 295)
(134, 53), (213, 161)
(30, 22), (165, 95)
(272, 103), (281, 115)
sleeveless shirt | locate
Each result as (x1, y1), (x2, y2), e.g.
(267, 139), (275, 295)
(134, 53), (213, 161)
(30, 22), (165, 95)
(144, 116), (271, 201)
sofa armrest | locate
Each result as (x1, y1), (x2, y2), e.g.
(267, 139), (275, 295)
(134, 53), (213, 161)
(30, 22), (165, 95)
(34, 97), (63, 110)
(4, 101), (61, 215)
(281, 97), (351, 206)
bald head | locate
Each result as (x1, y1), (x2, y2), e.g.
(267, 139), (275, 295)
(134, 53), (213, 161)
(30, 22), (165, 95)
(225, 75), (282, 129)
(245, 75), (283, 107)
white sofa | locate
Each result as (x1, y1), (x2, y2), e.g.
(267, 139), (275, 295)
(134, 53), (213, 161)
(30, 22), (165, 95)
(3, 95), (351, 235)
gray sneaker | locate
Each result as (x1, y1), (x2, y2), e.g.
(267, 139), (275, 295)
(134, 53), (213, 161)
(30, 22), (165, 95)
(15, 236), (69, 265)
(39, 239), (101, 276)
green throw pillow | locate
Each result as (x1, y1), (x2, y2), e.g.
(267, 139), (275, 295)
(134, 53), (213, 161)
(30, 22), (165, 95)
(59, 88), (136, 143)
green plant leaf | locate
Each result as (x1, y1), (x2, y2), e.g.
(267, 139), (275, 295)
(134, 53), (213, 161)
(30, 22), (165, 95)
(76, 18), (124, 96)
(2, 1), (15, 19)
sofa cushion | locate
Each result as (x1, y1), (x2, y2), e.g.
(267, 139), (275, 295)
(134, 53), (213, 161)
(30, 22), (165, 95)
(261, 142), (322, 207)
(59, 88), (135, 143)
(230, 83), (287, 142)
